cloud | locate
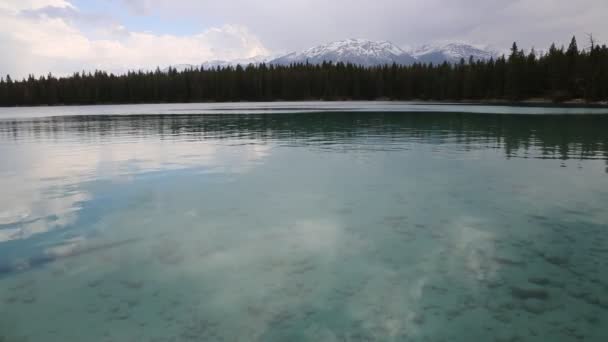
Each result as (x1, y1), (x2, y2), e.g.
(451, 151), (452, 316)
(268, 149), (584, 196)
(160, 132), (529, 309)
(0, 1), (269, 78)
(0, 125), (271, 244)
(1, 0), (607, 78)
(0, 0), (74, 13)
(120, 0), (154, 15)
(116, 0), (608, 52)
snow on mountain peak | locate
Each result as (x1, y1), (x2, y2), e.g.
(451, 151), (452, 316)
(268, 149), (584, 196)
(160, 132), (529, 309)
(168, 40), (502, 71)
(301, 39), (406, 58)
(200, 55), (273, 69)
(410, 42), (500, 63)
(270, 38), (417, 66)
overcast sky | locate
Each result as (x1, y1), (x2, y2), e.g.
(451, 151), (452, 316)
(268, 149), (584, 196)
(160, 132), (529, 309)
(1, 0), (606, 78)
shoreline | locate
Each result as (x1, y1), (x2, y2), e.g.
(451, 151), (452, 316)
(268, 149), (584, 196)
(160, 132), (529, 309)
(1, 98), (608, 109)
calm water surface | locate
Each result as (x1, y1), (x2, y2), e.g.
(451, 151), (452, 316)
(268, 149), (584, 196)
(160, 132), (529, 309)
(0, 103), (608, 341)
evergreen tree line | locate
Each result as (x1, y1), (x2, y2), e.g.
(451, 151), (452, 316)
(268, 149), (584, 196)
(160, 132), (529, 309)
(1, 36), (607, 106)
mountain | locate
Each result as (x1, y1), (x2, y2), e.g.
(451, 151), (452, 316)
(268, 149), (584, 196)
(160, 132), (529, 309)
(269, 39), (417, 66)
(161, 56), (271, 73)
(161, 64), (197, 73)
(410, 42), (500, 64)
(169, 40), (502, 71)
(201, 55), (271, 69)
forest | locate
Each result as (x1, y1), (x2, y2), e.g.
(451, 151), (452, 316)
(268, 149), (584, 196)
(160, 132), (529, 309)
(0, 36), (607, 106)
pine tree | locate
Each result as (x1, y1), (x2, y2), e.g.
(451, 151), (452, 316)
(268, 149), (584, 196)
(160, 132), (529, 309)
(0, 36), (606, 106)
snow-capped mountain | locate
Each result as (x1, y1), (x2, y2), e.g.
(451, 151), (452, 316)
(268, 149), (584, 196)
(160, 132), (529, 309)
(201, 55), (271, 69)
(161, 56), (272, 73)
(410, 43), (500, 64)
(161, 64), (197, 73)
(270, 39), (417, 66)
(165, 40), (502, 71)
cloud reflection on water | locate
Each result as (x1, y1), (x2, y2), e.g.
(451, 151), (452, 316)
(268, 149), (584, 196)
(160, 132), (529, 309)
(0, 131), (271, 244)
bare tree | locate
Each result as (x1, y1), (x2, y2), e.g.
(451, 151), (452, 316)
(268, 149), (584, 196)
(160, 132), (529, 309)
(586, 33), (596, 51)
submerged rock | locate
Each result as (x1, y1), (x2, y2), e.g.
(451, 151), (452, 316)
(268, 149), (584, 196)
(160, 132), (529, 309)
(522, 298), (548, 314)
(412, 313), (425, 325)
(121, 280), (144, 289)
(545, 255), (570, 266)
(492, 257), (526, 267)
(21, 294), (37, 304)
(528, 277), (551, 286)
(538, 251), (570, 267)
(510, 286), (549, 300)
(87, 279), (104, 288)
(0, 238), (140, 277)
(153, 239), (184, 265)
(4, 295), (18, 304)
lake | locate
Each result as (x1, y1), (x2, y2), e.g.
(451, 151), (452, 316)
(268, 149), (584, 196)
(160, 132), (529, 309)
(0, 102), (607, 341)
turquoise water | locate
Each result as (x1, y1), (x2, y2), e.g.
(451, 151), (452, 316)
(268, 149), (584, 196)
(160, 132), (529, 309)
(0, 104), (608, 341)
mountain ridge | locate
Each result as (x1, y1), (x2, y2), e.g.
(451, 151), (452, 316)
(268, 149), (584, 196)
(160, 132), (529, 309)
(164, 39), (501, 71)
(269, 38), (417, 66)
(409, 42), (501, 64)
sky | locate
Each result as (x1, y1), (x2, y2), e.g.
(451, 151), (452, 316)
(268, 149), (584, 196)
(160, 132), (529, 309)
(1, 0), (606, 78)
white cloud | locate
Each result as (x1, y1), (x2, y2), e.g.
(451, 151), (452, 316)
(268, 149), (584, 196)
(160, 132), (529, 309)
(0, 131), (271, 243)
(0, 1), (269, 78)
(116, 0), (608, 53)
(0, 0), (74, 13)
(1, 0), (608, 78)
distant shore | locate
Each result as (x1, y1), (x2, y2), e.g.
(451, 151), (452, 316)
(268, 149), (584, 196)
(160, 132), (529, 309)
(2, 98), (608, 109)
(443, 98), (608, 108)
